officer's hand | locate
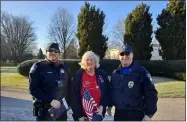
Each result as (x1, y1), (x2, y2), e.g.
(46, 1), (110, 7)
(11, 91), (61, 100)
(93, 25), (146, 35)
(95, 105), (103, 115)
(107, 107), (112, 116)
(50, 99), (61, 109)
(142, 115), (152, 121)
(78, 116), (86, 121)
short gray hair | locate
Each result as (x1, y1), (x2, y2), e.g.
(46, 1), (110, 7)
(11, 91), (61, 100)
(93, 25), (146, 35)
(79, 51), (100, 70)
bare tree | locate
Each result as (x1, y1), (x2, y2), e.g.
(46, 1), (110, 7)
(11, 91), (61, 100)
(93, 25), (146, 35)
(1, 11), (37, 64)
(1, 33), (10, 63)
(65, 39), (78, 59)
(108, 40), (123, 49)
(48, 7), (75, 59)
(110, 18), (125, 49)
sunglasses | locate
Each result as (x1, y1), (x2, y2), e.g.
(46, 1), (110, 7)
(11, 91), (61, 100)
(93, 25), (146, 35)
(47, 49), (60, 53)
(120, 52), (130, 56)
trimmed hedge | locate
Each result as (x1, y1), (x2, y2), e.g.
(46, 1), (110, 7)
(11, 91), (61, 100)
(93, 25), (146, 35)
(17, 59), (186, 81)
(163, 72), (186, 81)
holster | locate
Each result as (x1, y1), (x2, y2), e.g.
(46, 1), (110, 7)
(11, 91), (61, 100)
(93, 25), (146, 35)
(33, 99), (42, 116)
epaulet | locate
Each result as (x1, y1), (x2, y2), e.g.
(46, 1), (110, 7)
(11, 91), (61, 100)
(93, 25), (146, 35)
(34, 60), (49, 68)
(140, 65), (147, 72)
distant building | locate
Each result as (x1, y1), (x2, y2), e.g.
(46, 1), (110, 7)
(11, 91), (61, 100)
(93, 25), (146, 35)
(106, 40), (162, 60)
(150, 40), (162, 60)
(109, 49), (119, 59)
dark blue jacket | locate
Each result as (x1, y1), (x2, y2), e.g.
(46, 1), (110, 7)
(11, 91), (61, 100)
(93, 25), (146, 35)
(109, 61), (158, 116)
(29, 60), (71, 105)
(71, 68), (110, 120)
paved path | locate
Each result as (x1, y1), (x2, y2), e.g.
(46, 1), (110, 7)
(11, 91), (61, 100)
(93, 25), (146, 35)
(1, 68), (17, 73)
(1, 88), (185, 121)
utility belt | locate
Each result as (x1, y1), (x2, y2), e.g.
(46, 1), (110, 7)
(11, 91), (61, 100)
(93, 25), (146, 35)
(33, 100), (51, 116)
(115, 107), (145, 113)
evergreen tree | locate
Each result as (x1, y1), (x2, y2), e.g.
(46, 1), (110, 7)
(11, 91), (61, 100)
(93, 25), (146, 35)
(124, 3), (153, 60)
(155, 0), (186, 60)
(37, 48), (45, 59)
(76, 2), (108, 59)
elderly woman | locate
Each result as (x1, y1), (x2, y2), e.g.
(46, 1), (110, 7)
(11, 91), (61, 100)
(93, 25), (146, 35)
(71, 51), (110, 121)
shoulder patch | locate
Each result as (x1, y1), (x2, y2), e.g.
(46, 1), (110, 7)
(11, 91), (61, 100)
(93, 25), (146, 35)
(99, 75), (104, 83)
(147, 73), (153, 83)
(30, 63), (38, 73)
(141, 66), (154, 83)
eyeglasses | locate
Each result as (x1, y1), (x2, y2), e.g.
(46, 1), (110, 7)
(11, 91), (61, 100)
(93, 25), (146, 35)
(119, 52), (130, 56)
(47, 49), (60, 53)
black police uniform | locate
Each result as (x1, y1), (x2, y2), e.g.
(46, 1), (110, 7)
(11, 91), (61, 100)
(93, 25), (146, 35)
(29, 60), (71, 121)
(109, 61), (158, 121)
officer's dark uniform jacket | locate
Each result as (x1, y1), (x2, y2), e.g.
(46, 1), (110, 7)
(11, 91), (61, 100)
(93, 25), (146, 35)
(110, 61), (158, 116)
(71, 68), (110, 120)
(29, 60), (71, 107)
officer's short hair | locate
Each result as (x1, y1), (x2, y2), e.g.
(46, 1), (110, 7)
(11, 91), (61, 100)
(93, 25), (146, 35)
(79, 51), (100, 69)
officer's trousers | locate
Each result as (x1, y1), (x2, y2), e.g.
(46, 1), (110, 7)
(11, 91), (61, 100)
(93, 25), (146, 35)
(36, 107), (67, 121)
(114, 109), (144, 121)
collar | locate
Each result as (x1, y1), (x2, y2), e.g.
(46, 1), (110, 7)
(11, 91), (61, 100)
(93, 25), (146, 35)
(45, 58), (63, 68)
(115, 60), (135, 73)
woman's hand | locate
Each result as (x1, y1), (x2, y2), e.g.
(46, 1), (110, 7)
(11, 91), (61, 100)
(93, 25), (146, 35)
(78, 116), (89, 121)
(95, 105), (103, 115)
(78, 116), (85, 121)
(106, 107), (112, 116)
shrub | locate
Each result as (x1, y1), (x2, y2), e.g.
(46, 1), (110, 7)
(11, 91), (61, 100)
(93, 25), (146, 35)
(17, 59), (186, 81)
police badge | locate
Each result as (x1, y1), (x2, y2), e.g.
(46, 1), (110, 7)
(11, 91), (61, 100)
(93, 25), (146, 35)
(128, 81), (134, 88)
(60, 68), (64, 73)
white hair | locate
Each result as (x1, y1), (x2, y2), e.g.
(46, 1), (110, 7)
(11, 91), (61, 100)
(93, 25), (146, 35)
(79, 51), (100, 70)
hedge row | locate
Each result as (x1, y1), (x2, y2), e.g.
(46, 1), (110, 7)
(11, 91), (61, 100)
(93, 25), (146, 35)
(17, 59), (186, 81)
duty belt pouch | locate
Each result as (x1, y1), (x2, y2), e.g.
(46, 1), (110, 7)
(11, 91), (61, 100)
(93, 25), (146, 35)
(57, 80), (63, 88)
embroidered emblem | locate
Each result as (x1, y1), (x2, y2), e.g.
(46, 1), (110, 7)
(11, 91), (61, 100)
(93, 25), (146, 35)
(147, 74), (153, 82)
(128, 81), (134, 88)
(85, 81), (90, 85)
(30, 63), (37, 73)
(99, 75), (104, 83)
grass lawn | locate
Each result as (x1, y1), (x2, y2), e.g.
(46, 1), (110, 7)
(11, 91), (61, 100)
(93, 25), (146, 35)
(1, 73), (185, 98)
(1, 73), (28, 90)
(155, 82), (185, 98)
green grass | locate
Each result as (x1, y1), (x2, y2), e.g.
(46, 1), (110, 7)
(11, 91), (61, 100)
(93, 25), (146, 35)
(1, 73), (28, 90)
(155, 82), (185, 98)
(1, 73), (186, 98)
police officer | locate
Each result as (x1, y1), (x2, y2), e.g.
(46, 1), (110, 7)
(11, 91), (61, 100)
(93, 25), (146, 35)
(107, 44), (158, 121)
(29, 42), (71, 121)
